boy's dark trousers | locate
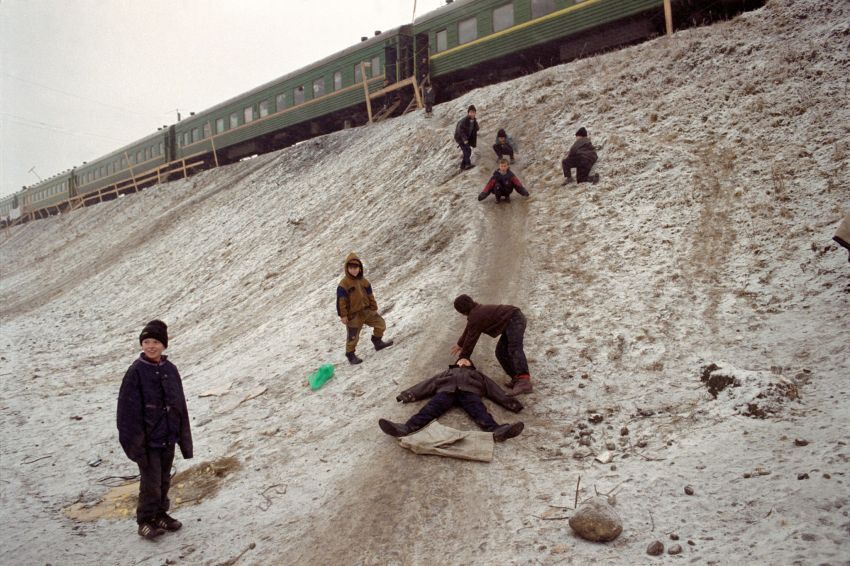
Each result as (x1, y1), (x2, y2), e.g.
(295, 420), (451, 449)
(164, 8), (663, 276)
(459, 143), (473, 167)
(493, 143), (514, 159)
(405, 391), (499, 432)
(136, 445), (175, 524)
(562, 155), (597, 183)
(495, 311), (529, 377)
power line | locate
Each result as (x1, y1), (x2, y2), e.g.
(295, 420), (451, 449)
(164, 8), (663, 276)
(1, 112), (132, 143)
(1, 71), (171, 120)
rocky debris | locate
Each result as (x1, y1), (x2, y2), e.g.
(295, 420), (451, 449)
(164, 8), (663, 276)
(798, 473), (810, 480)
(668, 543), (683, 555)
(684, 485), (695, 495)
(594, 451), (613, 464)
(701, 362), (801, 418)
(605, 441), (616, 450)
(620, 426), (629, 436)
(568, 496), (623, 542)
(794, 438), (809, 447)
(670, 533), (680, 540)
(588, 414), (604, 424)
(647, 540), (665, 556)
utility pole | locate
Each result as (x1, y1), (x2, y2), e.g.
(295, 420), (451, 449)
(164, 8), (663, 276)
(28, 166), (42, 181)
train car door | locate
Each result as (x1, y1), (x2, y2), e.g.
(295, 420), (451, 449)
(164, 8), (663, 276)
(415, 33), (429, 84)
(384, 43), (398, 84)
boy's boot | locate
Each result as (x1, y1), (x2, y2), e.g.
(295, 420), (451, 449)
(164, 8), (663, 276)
(378, 418), (412, 437)
(371, 336), (394, 351)
(154, 512), (182, 532)
(590, 173), (600, 184)
(493, 422), (524, 442)
(508, 375), (533, 396)
(563, 174), (573, 185)
(503, 194), (511, 203)
(138, 521), (166, 540)
(346, 351), (363, 365)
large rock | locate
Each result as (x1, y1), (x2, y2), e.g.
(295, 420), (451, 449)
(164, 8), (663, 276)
(568, 496), (623, 542)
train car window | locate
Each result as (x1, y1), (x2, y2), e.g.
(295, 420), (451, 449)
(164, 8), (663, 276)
(459, 17), (477, 44)
(436, 29), (448, 52)
(493, 3), (514, 32)
(145, 147), (151, 160)
(159, 142), (164, 155)
(313, 78), (325, 98)
(370, 56), (381, 77)
(531, 0), (555, 18)
(203, 122), (212, 138)
(137, 150), (144, 163)
(333, 71), (342, 91)
(244, 106), (254, 123)
(193, 128), (201, 142)
(230, 112), (239, 129)
(294, 86), (305, 105)
(259, 100), (270, 117)
(354, 64), (362, 83)
(276, 93), (286, 111)
(216, 117), (225, 133)
(122, 156), (127, 168)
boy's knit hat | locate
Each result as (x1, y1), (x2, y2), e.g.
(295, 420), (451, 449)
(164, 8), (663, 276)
(497, 128), (507, 138)
(468, 105), (477, 113)
(576, 127), (588, 137)
(453, 294), (476, 315)
(139, 319), (168, 348)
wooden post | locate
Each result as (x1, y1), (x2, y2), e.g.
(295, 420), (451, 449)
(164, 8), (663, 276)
(124, 151), (139, 193)
(182, 159), (188, 179)
(361, 62), (373, 123)
(663, 0), (673, 36)
(209, 122), (220, 168)
(412, 78), (423, 109)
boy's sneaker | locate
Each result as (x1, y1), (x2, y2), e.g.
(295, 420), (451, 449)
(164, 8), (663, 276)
(138, 521), (165, 540)
(346, 351), (363, 365)
(493, 422), (524, 442)
(562, 176), (573, 185)
(378, 419), (412, 437)
(508, 378), (533, 396)
(154, 512), (182, 532)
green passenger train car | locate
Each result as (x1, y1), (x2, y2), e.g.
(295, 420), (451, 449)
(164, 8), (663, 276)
(74, 130), (169, 197)
(174, 26), (413, 164)
(21, 172), (73, 214)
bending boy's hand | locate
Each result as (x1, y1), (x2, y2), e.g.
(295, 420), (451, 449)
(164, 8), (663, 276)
(450, 344), (462, 355)
(456, 358), (472, 367)
(340, 316), (348, 325)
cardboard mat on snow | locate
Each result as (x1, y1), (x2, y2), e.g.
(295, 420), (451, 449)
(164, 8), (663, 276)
(398, 420), (494, 462)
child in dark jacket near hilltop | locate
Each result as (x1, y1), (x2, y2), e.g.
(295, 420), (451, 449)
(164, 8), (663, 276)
(117, 320), (193, 540)
(454, 105), (479, 170)
(337, 252), (393, 364)
(492, 129), (516, 161)
(562, 127), (599, 184)
(478, 158), (530, 203)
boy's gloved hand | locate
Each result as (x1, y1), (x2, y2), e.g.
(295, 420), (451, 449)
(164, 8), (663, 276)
(506, 399), (524, 413)
(477, 191), (489, 201)
(396, 392), (414, 403)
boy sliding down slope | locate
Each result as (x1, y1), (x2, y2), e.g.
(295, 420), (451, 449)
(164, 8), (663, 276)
(478, 158), (530, 203)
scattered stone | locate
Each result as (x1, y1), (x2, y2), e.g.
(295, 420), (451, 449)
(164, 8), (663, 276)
(800, 533), (817, 541)
(568, 496), (623, 542)
(670, 533), (680, 541)
(823, 473), (831, 479)
(578, 422), (588, 430)
(578, 383), (586, 389)
(620, 427), (629, 436)
(610, 464), (617, 471)
(595, 451), (613, 464)
(637, 440), (648, 448)
(581, 373), (589, 379)
(579, 429), (592, 437)
(70, 416), (83, 421)
(743, 472), (752, 478)
(797, 473), (809, 480)
(646, 540), (664, 556)
(606, 441), (616, 451)
(684, 485), (695, 495)
(755, 467), (771, 476)
(668, 543), (683, 555)
(794, 438), (809, 447)
(687, 540), (695, 546)
(579, 436), (592, 446)
(589, 414), (604, 424)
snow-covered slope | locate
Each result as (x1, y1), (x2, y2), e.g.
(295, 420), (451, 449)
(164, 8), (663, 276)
(1, 1), (848, 563)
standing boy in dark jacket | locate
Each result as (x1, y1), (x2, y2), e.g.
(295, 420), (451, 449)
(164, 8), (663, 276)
(423, 82), (435, 117)
(492, 129), (515, 161)
(378, 363), (524, 441)
(562, 127), (599, 184)
(337, 252), (393, 364)
(454, 105), (479, 170)
(450, 294), (533, 395)
(478, 158), (530, 203)
(117, 320), (193, 540)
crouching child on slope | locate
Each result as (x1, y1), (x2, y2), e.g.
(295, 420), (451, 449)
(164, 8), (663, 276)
(117, 320), (193, 540)
(337, 252), (394, 365)
(478, 158), (530, 203)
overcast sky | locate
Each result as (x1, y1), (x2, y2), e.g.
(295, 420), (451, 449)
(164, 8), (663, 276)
(0, 0), (448, 197)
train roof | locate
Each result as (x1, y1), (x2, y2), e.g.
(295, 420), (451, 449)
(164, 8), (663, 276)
(414, 0), (479, 25)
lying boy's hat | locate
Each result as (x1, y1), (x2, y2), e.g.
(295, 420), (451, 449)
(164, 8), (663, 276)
(139, 319), (168, 348)
(468, 105), (476, 113)
(453, 294), (476, 315)
(576, 127), (588, 137)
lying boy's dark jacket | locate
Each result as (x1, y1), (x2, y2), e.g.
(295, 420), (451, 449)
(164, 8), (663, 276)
(397, 366), (523, 412)
(458, 302), (519, 359)
(567, 137), (598, 164)
(454, 116), (479, 147)
(336, 252), (378, 317)
(117, 355), (193, 463)
(480, 169), (529, 199)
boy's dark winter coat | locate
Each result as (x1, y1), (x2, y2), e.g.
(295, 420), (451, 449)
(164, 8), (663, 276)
(397, 366), (523, 413)
(479, 169), (529, 200)
(117, 355), (193, 463)
(566, 137), (598, 166)
(336, 252), (378, 317)
(454, 116), (479, 147)
(457, 302), (520, 359)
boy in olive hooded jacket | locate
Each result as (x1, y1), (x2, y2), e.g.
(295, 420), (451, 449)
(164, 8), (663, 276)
(336, 253), (393, 364)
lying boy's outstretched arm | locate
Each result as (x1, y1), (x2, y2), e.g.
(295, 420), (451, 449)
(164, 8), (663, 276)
(396, 373), (440, 402)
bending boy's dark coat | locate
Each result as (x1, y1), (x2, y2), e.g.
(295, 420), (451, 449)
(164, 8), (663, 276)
(336, 252), (378, 317)
(454, 116), (479, 147)
(117, 355), (193, 463)
(567, 137), (598, 165)
(457, 302), (519, 359)
(397, 366), (523, 412)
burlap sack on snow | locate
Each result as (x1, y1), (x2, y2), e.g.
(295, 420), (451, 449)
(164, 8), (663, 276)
(833, 210), (850, 249)
(398, 420), (494, 462)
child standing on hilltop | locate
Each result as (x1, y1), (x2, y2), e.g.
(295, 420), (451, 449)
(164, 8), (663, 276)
(454, 105), (479, 170)
(562, 127), (599, 184)
(337, 253), (393, 364)
(117, 320), (193, 540)
(478, 158), (530, 203)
